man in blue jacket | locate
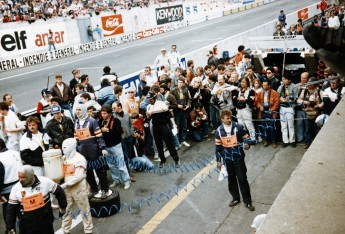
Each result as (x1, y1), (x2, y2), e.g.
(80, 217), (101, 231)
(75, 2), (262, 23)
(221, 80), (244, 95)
(215, 109), (255, 211)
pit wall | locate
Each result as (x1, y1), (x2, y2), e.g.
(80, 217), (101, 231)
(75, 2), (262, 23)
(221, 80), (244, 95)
(0, 0), (267, 72)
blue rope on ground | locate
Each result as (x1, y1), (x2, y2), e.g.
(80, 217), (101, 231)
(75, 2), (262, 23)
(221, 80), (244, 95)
(54, 167), (222, 220)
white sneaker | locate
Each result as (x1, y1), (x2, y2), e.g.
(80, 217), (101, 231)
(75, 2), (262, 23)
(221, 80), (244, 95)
(124, 183), (131, 190)
(258, 136), (263, 143)
(182, 141), (190, 147)
(210, 130), (216, 135)
(94, 190), (113, 199)
(154, 154), (161, 162)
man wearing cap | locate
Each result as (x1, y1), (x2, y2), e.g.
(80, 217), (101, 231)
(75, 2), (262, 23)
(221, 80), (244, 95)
(146, 91), (180, 167)
(297, 77), (323, 149)
(123, 86), (140, 115)
(45, 105), (74, 149)
(6, 165), (67, 234)
(69, 69), (81, 95)
(277, 74), (298, 148)
(37, 89), (52, 128)
(153, 48), (171, 72)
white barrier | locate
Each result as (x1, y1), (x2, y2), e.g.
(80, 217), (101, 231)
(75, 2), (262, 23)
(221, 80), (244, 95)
(0, 0), (264, 71)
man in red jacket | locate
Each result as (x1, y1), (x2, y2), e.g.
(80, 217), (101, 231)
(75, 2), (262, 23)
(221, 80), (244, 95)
(317, 0), (328, 16)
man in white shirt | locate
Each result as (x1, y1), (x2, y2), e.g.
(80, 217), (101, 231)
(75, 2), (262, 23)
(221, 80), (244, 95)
(153, 48), (171, 71)
(167, 45), (181, 71)
(328, 10), (340, 28)
(144, 66), (158, 87)
(0, 102), (25, 152)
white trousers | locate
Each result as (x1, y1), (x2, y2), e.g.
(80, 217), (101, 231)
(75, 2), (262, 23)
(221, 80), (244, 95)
(237, 108), (256, 139)
(280, 107), (295, 143)
(62, 181), (93, 233)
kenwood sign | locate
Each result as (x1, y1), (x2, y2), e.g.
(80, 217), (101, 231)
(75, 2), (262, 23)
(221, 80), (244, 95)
(156, 5), (183, 25)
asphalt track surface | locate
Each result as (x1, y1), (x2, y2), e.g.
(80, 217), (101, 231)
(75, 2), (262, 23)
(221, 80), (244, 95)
(0, 0), (316, 112)
(0, 0), (314, 233)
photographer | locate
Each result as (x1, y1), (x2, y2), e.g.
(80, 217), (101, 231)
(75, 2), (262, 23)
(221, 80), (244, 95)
(210, 75), (237, 133)
(236, 77), (256, 141)
(297, 77), (323, 149)
(256, 80), (280, 148)
(277, 75), (298, 148)
(170, 77), (191, 147)
(189, 103), (209, 142)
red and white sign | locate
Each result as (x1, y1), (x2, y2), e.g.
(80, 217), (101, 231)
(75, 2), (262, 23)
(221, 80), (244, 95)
(0, 23), (69, 58)
(135, 26), (165, 39)
(298, 8), (308, 21)
(101, 14), (124, 37)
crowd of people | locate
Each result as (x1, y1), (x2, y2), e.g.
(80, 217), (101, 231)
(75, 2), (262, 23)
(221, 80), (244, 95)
(273, 1), (345, 37)
(0, 0), (173, 23)
(1, 4), (345, 233)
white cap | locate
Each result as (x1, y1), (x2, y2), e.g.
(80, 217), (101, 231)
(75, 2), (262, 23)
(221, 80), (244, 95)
(161, 48), (167, 51)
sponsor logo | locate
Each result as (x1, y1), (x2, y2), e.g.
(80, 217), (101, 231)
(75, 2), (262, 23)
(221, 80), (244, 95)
(136, 26), (165, 39)
(101, 15), (124, 37)
(156, 5), (183, 25)
(298, 8), (308, 21)
(273, 35), (297, 39)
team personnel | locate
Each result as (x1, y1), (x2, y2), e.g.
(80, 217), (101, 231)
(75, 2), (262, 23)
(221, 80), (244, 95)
(74, 104), (111, 198)
(60, 138), (93, 234)
(20, 116), (51, 176)
(45, 105), (74, 149)
(0, 102), (25, 152)
(6, 165), (67, 234)
(0, 138), (22, 227)
(216, 109), (255, 211)
(146, 91), (180, 167)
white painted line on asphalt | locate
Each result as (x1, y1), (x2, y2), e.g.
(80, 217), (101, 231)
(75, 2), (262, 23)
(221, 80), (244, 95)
(0, 6), (257, 81)
(55, 214), (82, 234)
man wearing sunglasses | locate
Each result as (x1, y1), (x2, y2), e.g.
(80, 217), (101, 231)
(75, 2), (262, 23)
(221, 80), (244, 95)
(265, 67), (281, 91)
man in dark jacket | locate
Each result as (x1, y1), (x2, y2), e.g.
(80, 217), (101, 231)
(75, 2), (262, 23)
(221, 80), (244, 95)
(50, 74), (74, 118)
(6, 165), (67, 234)
(265, 67), (281, 91)
(45, 105), (74, 149)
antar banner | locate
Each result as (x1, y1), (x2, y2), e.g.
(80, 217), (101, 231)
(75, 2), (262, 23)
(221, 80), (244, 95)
(156, 5), (184, 25)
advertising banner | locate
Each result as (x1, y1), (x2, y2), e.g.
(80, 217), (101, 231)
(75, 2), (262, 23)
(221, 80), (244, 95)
(101, 14), (125, 37)
(156, 4), (184, 25)
(297, 8), (308, 21)
(0, 23), (69, 58)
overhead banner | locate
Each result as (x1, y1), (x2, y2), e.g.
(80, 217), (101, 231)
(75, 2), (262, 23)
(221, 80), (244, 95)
(101, 14), (125, 37)
(0, 23), (69, 58)
(156, 4), (184, 25)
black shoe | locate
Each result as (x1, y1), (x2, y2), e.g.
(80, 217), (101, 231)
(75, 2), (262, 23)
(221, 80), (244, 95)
(229, 200), (240, 207)
(291, 142), (296, 148)
(245, 203), (255, 211)
(282, 143), (289, 148)
(175, 159), (181, 168)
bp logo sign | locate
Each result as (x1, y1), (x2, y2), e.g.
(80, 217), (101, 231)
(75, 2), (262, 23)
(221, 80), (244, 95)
(156, 5), (183, 25)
